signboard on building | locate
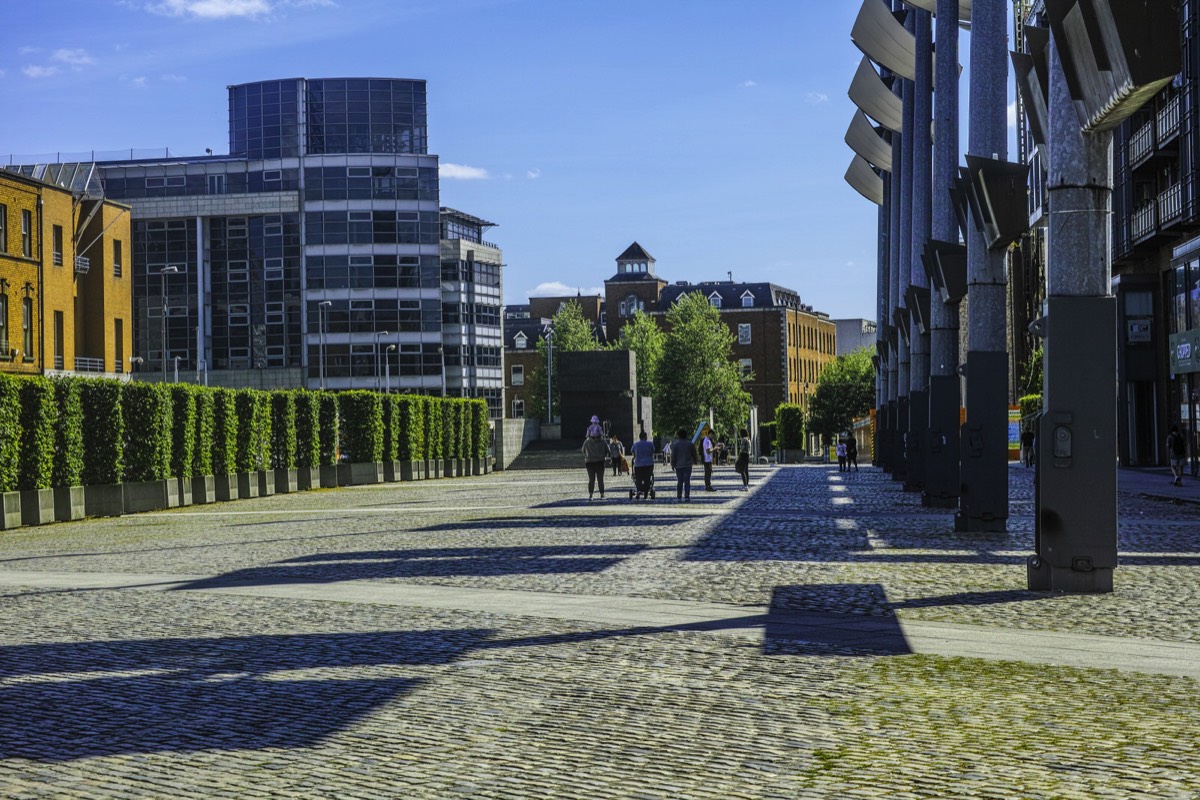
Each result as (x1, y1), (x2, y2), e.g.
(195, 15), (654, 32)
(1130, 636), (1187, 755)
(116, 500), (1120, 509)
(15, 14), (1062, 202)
(1169, 330), (1200, 374)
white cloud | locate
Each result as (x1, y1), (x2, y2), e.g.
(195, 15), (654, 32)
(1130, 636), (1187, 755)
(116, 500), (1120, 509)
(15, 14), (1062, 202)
(148, 0), (272, 18)
(440, 162), (490, 180)
(527, 168), (542, 180)
(130, 76), (148, 89)
(18, 47), (40, 56)
(1007, 101), (1018, 128)
(0, 70), (6, 79)
(161, 73), (187, 82)
(23, 65), (60, 79)
(53, 48), (94, 67)
(805, 91), (829, 105)
(742, 80), (757, 88)
(529, 281), (604, 298)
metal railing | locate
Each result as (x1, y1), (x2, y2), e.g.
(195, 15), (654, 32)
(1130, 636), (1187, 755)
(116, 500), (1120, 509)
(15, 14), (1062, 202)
(75, 357), (105, 373)
(1159, 182), (1183, 225)
(53, 355), (63, 369)
(1129, 119), (1155, 166)
(1158, 94), (1181, 144)
(1132, 202), (1158, 240)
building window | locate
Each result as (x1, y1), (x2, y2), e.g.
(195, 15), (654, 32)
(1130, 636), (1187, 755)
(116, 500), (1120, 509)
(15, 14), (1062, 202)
(22, 296), (33, 357)
(741, 291), (754, 308)
(0, 204), (6, 252)
(512, 398), (525, 418)
(739, 358), (752, 378)
(708, 292), (722, 309)
(52, 225), (63, 266)
(511, 364), (524, 386)
(113, 240), (123, 277)
(21, 210), (32, 257)
(0, 292), (7, 351)
(514, 333), (527, 349)
(738, 324), (751, 345)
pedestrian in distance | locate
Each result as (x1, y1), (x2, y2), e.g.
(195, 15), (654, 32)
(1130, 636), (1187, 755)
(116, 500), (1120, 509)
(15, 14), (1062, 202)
(846, 435), (859, 473)
(701, 428), (715, 491)
(735, 427), (751, 491)
(1168, 424), (1187, 487)
(836, 439), (848, 472)
(582, 425), (609, 501)
(670, 428), (698, 501)
(661, 439), (672, 471)
(1020, 427), (1035, 468)
(586, 414), (604, 439)
(608, 434), (626, 477)
(629, 430), (657, 499)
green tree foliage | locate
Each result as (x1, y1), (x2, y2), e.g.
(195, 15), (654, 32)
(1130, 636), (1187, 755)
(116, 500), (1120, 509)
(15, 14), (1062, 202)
(774, 403), (805, 451)
(0, 375), (18, 492)
(611, 309), (664, 400)
(211, 388), (238, 476)
(530, 299), (600, 421)
(79, 378), (125, 486)
(50, 377), (84, 489)
(318, 392), (340, 466)
(123, 382), (173, 482)
(396, 394), (425, 461)
(806, 347), (875, 445)
(18, 377), (57, 491)
(192, 388), (215, 477)
(293, 391), (321, 469)
(654, 291), (751, 438)
(1020, 344), (1044, 396)
(169, 385), (196, 480)
(270, 391), (298, 469)
(339, 391), (383, 463)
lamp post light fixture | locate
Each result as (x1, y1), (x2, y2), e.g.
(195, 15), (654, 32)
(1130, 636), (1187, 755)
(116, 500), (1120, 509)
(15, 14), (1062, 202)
(437, 345), (447, 397)
(385, 344), (397, 394)
(159, 266), (179, 384)
(318, 300), (332, 390)
(173, 355), (182, 384)
(544, 326), (554, 424)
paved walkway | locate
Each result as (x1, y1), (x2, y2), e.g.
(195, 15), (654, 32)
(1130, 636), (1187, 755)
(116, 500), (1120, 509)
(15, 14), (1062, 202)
(1, 462), (1198, 798)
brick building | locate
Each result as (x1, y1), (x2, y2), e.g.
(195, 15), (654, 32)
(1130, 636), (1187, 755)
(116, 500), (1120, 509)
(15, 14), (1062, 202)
(0, 166), (132, 377)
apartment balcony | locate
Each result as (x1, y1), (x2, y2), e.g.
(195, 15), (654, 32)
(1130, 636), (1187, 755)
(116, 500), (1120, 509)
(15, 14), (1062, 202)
(1158, 94), (1181, 146)
(1160, 182), (1184, 229)
(1129, 119), (1155, 168)
(75, 357), (106, 373)
(1132, 202), (1158, 242)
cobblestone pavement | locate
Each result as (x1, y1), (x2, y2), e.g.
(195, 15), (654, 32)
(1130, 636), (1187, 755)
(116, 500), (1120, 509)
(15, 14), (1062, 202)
(1, 464), (1198, 798)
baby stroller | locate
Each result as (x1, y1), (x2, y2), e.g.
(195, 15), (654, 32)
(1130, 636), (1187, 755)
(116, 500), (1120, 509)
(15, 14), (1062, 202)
(629, 464), (655, 500)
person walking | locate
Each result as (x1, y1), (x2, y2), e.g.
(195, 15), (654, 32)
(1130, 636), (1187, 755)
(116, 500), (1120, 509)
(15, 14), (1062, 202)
(701, 428), (715, 491)
(670, 428), (698, 502)
(735, 427), (751, 491)
(582, 427), (609, 500)
(836, 439), (848, 472)
(846, 435), (859, 473)
(630, 430), (657, 499)
(608, 434), (626, 477)
(1020, 427), (1035, 468)
(1168, 424), (1187, 486)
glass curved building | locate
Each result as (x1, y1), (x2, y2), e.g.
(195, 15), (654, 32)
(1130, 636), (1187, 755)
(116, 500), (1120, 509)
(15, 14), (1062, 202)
(88, 77), (502, 412)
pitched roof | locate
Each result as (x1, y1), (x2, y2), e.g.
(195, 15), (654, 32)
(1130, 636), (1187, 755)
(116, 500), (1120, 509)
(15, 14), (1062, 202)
(616, 241), (654, 262)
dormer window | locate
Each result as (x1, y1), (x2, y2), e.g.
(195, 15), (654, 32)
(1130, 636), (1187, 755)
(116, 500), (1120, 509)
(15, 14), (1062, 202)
(621, 294), (643, 317)
(708, 292), (722, 309)
(514, 332), (528, 349)
(741, 291), (754, 308)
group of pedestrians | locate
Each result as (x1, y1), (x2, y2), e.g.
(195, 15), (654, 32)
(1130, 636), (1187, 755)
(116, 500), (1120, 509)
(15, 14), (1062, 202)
(835, 435), (859, 473)
(583, 417), (751, 502)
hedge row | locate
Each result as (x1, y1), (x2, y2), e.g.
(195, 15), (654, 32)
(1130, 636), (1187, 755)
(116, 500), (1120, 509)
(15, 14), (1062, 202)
(0, 375), (491, 492)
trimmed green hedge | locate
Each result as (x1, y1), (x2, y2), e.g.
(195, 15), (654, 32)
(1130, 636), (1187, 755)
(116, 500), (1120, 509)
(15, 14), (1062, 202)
(294, 391), (321, 469)
(18, 376), (58, 491)
(51, 376), (84, 489)
(271, 391), (297, 469)
(381, 394), (400, 462)
(339, 391), (383, 463)
(1019, 393), (1043, 431)
(470, 400), (489, 458)
(0, 376), (19, 493)
(443, 399), (460, 459)
(123, 382), (173, 482)
(775, 403), (805, 450)
(425, 396), (443, 460)
(759, 421), (778, 456)
(318, 392), (339, 466)
(170, 385), (196, 480)
(192, 387), (215, 477)
(396, 394), (425, 461)
(79, 378), (124, 486)
(235, 389), (272, 472)
(211, 388), (238, 476)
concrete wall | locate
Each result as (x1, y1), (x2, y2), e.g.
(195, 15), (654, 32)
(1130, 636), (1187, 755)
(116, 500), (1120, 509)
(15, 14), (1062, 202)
(494, 417), (540, 470)
(558, 349), (637, 443)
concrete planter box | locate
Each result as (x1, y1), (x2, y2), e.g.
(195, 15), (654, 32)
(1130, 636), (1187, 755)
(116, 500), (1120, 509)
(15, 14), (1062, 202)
(237, 472), (260, 499)
(472, 457), (485, 476)
(20, 488), (55, 526)
(399, 460), (423, 481)
(297, 466), (321, 491)
(192, 475), (215, 505)
(319, 465), (339, 489)
(176, 476), (193, 507)
(1, 491), (22, 530)
(383, 461), (402, 482)
(214, 474), (239, 502)
(427, 459), (442, 479)
(53, 486), (86, 522)
(124, 478), (178, 514)
(273, 468), (299, 494)
(84, 484), (124, 518)
(337, 462), (383, 486)
(257, 470), (275, 497)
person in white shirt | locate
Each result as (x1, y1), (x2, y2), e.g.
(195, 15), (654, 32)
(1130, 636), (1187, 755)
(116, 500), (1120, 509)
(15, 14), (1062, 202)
(701, 431), (715, 491)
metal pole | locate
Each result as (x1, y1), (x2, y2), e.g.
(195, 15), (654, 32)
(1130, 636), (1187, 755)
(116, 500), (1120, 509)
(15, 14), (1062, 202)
(925, 0), (962, 508)
(546, 328), (554, 423)
(956, 0), (1009, 533)
(173, 356), (181, 383)
(375, 330), (389, 392)
(318, 300), (331, 390)
(386, 344), (396, 393)
(906, 5), (933, 493)
(159, 266), (178, 384)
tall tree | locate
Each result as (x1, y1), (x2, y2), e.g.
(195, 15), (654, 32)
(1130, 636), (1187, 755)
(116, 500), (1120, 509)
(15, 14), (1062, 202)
(806, 347), (875, 445)
(611, 309), (665, 400)
(655, 291), (751, 438)
(529, 300), (600, 421)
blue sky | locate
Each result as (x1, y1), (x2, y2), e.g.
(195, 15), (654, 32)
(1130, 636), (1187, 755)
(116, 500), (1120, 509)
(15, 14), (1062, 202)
(0, 0), (977, 320)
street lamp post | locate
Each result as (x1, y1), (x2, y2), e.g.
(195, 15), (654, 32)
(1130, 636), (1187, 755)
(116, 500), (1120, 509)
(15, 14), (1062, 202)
(545, 327), (554, 424)
(437, 345), (447, 396)
(375, 330), (390, 392)
(318, 300), (332, 390)
(385, 344), (396, 394)
(159, 266), (178, 384)
(173, 355), (182, 384)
